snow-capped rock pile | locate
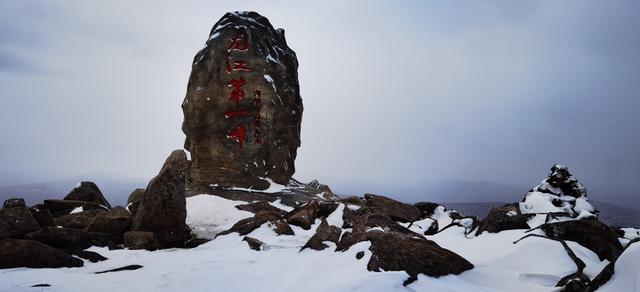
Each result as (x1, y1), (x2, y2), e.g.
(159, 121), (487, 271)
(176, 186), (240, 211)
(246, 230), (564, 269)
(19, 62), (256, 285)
(520, 164), (597, 228)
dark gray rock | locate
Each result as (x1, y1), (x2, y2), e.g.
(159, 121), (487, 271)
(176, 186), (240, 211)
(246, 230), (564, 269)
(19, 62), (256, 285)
(131, 150), (188, 249)
(0, 239), (83, 269)
(3, 198), (26, 209)
(24, 227), (117, 250)
(64, 182), (111, 209)
(0, 206), (41, 239)
(476, 203), (530, 235)
(363, 194), (421, 223)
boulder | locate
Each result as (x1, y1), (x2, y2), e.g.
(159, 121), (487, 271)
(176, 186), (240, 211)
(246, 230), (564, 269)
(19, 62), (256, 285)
(126, 188), (145, 217)
(131, 150), (188, 249)
(55, 209), (108, 229)
(366, 231), (474, 284)
(124, 231), (158, 251)
(270, 219), (294, 236)
(86, 206), (132, 241)
(235, 201), (287, 216)
(3, 198), (26, 208)
(540, 219), (623, 261)
(0, 206), (41, 239)
(317, 202), (339, 219)
(30, 208), (56, 228)
(301, 219), (341, 251)
(242, 236), (264, 251)
(64, 181), (111, 209)
(476, 203), (530, 235)
(424, 220), (439, 236)
(0, 239), (83, 269)
(218, 211), (281, 237)
(414, 202), (441, 218)
(286, 200), (319, 230)
(182, 11), (303, 192)
(363, 194), (421, 223)
(42, 199), (109, 217)
(24, 227), (117, 250)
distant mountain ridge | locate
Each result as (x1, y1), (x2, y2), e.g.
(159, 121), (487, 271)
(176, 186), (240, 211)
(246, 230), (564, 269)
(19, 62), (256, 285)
(0, 172), (146, 207)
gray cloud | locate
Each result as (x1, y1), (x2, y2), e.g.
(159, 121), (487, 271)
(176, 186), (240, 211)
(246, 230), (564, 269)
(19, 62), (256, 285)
(0, 1), (638, 206)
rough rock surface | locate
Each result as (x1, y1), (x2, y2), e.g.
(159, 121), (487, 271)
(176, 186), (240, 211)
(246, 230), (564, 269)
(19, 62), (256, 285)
(0, 239), (83, 269)
(218, 211), (281, 237)
(235, 201), (286, 216)
(286, 200), (319, 230)
(476, 203), (530, 235)
(24, 227), (117, 250)
(55, 210), (108, 230)
(242, 236), (264, 251)
(363, 194), (421, 223)
(126, 189), (145, 218)
(42, 199), (109, 217)
(131, 150), (188, 249)
(182, 11), (303, 191)
(30, 208), (56, 228)
(3, 198), (26, 209)
(540, 219), (623, 261)
(124, 231), (158, 251)
(64, 182), (112, 209)
(86, 207), (132, 241)
(301, 219), (341, 251)
(0, 206), (41, 239)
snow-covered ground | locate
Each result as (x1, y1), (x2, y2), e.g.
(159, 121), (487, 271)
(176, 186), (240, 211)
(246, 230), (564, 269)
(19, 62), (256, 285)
(0, 195), (638, 292)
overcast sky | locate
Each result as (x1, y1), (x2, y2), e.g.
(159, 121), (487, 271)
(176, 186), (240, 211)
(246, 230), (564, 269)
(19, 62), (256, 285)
(0, 1), (638, 205)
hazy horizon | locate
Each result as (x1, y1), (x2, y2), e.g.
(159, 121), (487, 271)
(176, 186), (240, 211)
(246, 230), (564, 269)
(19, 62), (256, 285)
(1, 1), (639, 207)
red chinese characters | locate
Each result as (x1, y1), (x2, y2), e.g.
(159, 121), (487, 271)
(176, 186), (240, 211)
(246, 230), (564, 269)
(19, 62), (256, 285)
(223, 30), (264, 149)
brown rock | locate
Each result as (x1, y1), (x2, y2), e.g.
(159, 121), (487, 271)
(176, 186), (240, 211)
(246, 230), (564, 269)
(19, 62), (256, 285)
(540, 219), (623, 261)
(363, 194), (421, 223)
(126, 189), (145, 218)
(86, 206), (132, 241)
(3, 198), (26, 208)
(30, 208), (56, 228)
(476, 203), (530, 236)
(24, 227), (117, 250)
(0, 239), (83, 269)
(235, 201), (287, 216)
(56, 210), (108, 229)
(131, 150), (188, 249)
(124, 231), (158, 251)
(270, 219), (294, 235)
(0, 206), (41, 239)
(414, 202), (441, 218)
(64, 181), (111, 209)
(217, 211), (282, 237)
(242, 236), (264, 251)
(286, 200), (319, 230)
(182, 11), (303, 191)
(42, 199), (109, 217)
(301, 219), (342, 251)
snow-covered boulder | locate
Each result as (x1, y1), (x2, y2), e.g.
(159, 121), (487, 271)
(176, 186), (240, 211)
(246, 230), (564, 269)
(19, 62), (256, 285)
(520, 164), (597, 228)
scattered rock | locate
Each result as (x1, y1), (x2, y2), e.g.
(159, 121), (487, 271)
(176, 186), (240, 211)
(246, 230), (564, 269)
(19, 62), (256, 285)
(131, 150), (188, 249)
(42, 199), (109, 218)
(3, 198), (26, 208)
(64, 182), (111, 209)
(414, 202), (441, 218)
(183, 11), (303, 191)
(301, 219), (341, 251)
(540, 219), (623, 261)
(476, 203), (530, 235)
(0, 239), (83, 269)
(317, 202), (339, 219)
(55, 209), (108, 229)
(0, 206), (41, 239)
(24, 227), (117, 250)
(30, 208), (56, 228)
(366, 231), (474, 285)
(123, 231), (158, 251)
(242, 236), (264, 251)
(356, 251), (365, 260)
(218, 211), (281, 237)
(270, 219), (294, 235)
(424, 220), (439, 236)
(126, 189), (145, 218)
(286, 200), (319, 230)
(31, 284), (51, 287)
(235, 201), (287, 216)
(69, 250), (108, 263)
(86, 206), (131, 241)
(363, 194), (421, 223)
(95, 265), (143, 274)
